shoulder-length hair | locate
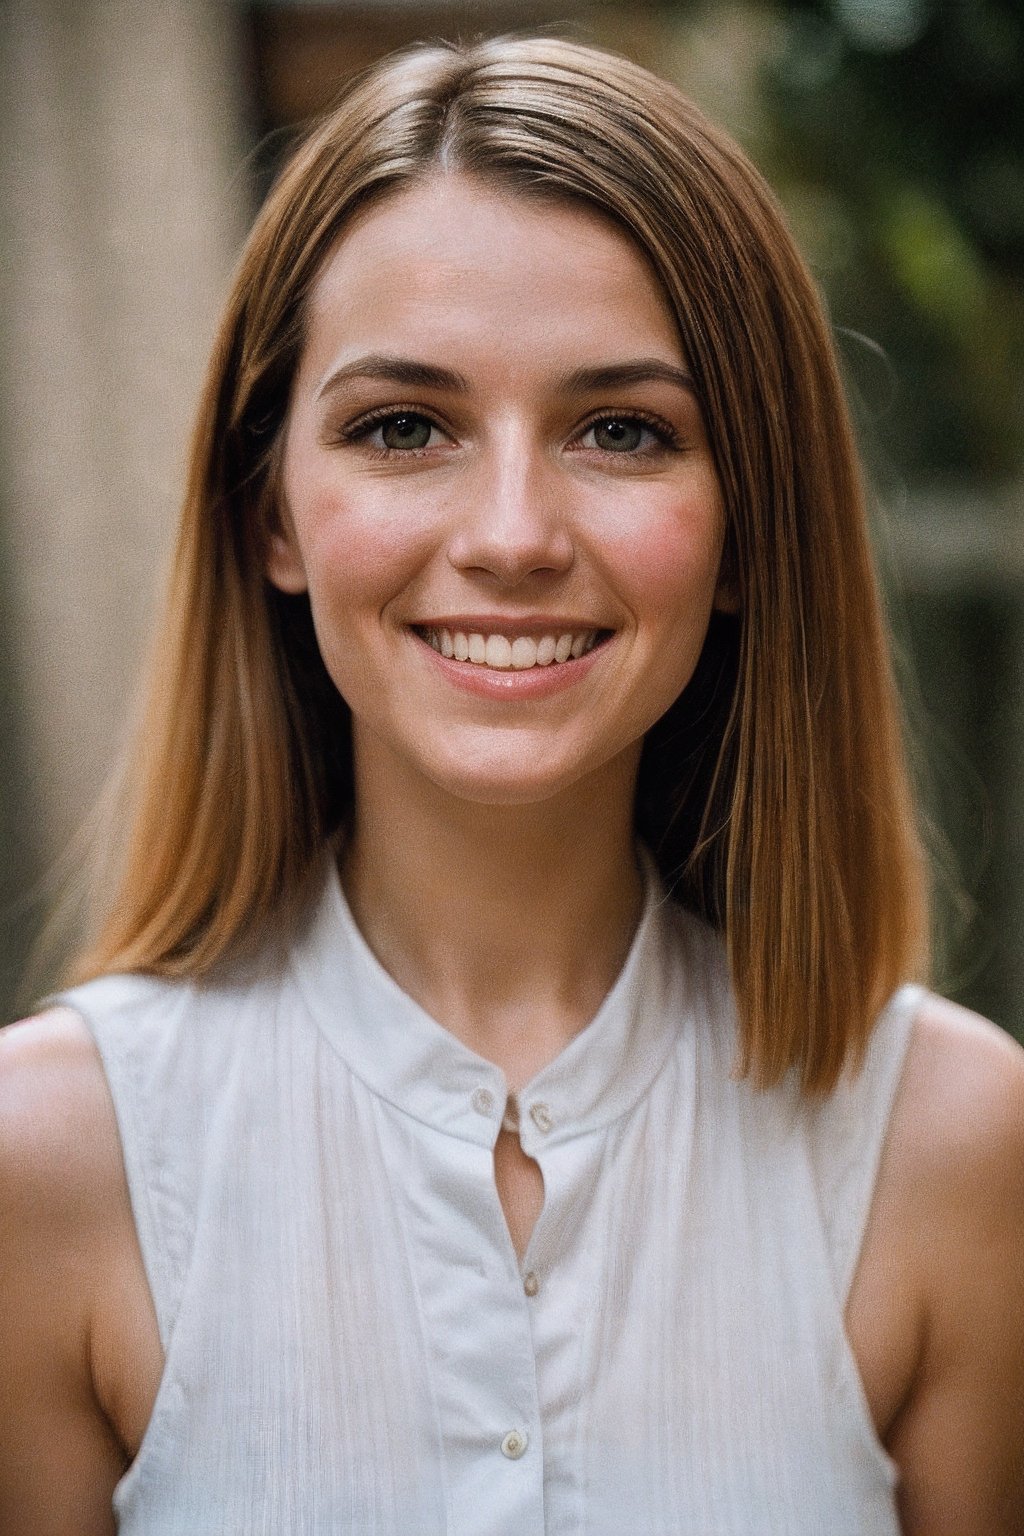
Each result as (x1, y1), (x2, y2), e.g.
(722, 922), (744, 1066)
(71, 34), (928, 1093)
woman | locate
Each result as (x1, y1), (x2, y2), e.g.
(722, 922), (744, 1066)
(1, 34), (1022, 1536)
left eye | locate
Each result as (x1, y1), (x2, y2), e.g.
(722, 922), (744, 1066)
(374, 413), (437, 450)
(581, 418), (658, 453)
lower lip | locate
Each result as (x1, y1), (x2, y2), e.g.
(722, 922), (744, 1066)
(411, 630), (611, 699)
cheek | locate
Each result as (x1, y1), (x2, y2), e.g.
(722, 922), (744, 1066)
(599, 486), (725, 631)
(597, 487), (726, 732)
(294, 484), (437, 618)
(280, 479), (436, 708)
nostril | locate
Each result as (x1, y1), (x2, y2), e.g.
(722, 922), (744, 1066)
(446, 531), (575, 583)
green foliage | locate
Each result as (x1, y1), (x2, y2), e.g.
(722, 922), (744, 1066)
(754, 0), (1024, 482)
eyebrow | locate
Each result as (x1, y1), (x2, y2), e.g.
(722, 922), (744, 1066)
(316, 353), (696, 400)
(559, 360), (696, 394)
(317, 355), (470, 398)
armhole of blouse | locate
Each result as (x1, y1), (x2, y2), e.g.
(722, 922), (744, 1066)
(53, 983), (185, 1356)
(825, 983), (924, 1308)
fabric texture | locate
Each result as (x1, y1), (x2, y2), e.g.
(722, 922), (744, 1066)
(58, 858), (919, 1535)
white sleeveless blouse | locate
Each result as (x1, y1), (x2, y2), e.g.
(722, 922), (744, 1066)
(58, 860), (917, 1534)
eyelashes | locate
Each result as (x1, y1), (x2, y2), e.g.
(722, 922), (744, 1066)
(578, 415), (677, 455)
(341, 410), (446, 456)
(332, 405), (684, 461)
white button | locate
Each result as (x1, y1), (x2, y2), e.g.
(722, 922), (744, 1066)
(523, 1270), (539, 1297)
(500, 1429), (529, 1459)
(529, 1101), (553, 1133)
(471, 1087), (495, 1115)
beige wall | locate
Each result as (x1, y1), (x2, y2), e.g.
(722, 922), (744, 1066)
(0, 0), (247, 867)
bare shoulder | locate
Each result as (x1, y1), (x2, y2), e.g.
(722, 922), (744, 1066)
(0, 1008), (130, 1536)
(890, 992), (1024, 1215)
(882, 993), (1024, 1535)
(0, 1006), (124, 1221)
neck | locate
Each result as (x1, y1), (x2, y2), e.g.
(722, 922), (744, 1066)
(340, 740), (644, 1088)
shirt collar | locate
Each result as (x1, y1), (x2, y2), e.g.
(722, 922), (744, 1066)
(289, 849), (689, 1151)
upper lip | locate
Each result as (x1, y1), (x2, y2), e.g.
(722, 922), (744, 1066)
(410, 616), (611, 635)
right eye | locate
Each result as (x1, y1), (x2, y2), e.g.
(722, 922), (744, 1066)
(353, 411), (443, 452)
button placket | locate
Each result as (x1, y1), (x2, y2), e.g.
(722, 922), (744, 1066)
(401, 1128), (545, 1534)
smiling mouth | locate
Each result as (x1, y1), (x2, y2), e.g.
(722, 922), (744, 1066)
(413, 626), (610, 671)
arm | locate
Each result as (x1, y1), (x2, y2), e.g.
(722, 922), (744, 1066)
(0, 1010), (132, 1536)
(886, 997), (1024, 1535)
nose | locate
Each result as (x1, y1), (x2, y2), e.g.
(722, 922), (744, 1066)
(445, 440), (575, 586)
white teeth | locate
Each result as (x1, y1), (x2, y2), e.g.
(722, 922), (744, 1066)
(510, 637), (537, 670)
(484, 635), (513, 669)
(423, 627), (601, 670)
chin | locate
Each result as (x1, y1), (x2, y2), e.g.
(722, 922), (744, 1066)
(422, 751), (597, 810)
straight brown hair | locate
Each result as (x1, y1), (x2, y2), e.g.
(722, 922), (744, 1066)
(71, 35), (929, 1093)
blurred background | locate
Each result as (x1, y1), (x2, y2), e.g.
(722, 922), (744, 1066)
(1, 0), (1021, 1038)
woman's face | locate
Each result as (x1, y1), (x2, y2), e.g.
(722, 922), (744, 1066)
(272, 173), (731, 809)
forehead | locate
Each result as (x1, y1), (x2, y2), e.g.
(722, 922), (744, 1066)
(297, 173), (685, 383)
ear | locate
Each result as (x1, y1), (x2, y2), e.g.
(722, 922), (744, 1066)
(264, 501), (308, 595)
